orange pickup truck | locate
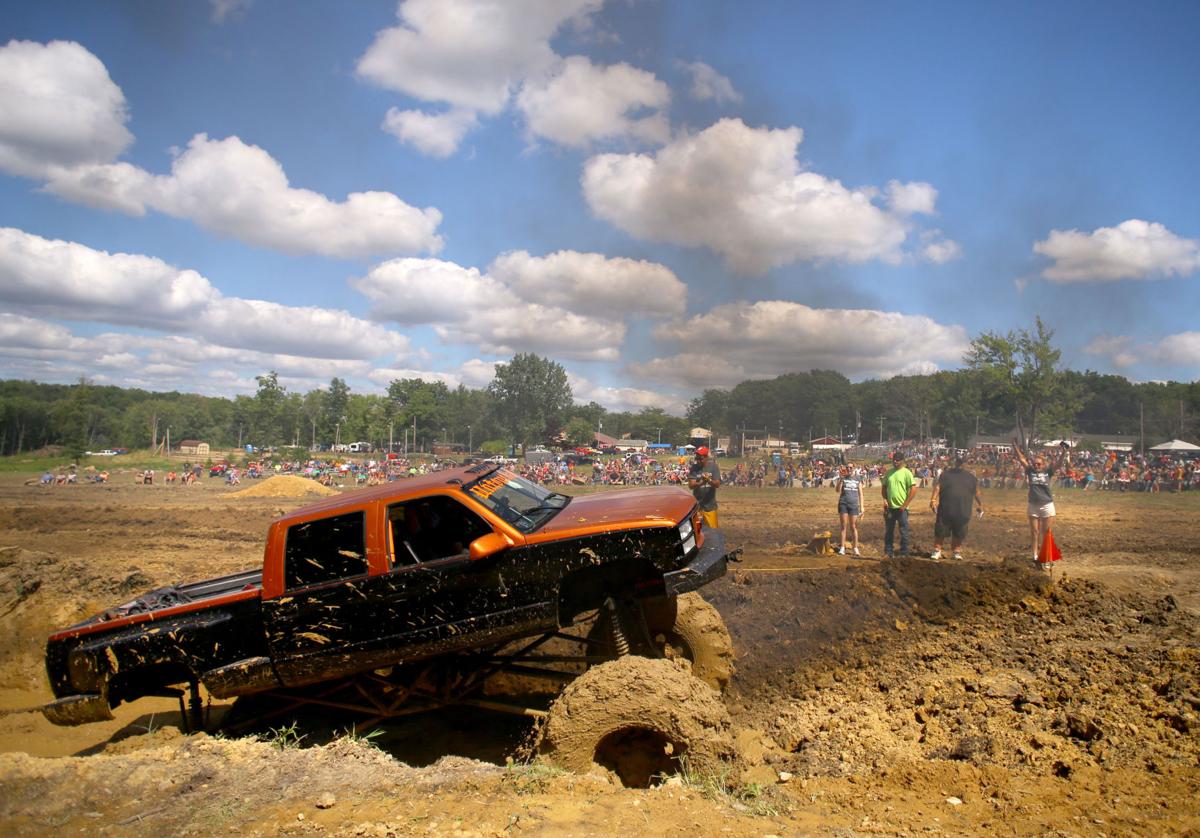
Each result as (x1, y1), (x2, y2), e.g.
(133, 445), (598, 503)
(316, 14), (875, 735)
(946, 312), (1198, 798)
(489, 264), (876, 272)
(43, 462), (738, 734)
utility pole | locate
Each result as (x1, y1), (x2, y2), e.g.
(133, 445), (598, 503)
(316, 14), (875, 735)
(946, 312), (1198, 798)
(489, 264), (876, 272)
(1140, 402), (1145, 456)
(879, 415), (884, 444)
(468, 424), (472, 453)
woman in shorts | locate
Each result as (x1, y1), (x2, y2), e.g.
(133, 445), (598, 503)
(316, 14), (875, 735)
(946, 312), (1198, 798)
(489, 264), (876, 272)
(1013, 439), (1070, 569)
(835, 463), (864, 556)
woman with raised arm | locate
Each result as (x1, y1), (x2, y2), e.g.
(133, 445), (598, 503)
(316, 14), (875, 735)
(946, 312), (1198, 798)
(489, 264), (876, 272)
(1012, 438), (1070, 569)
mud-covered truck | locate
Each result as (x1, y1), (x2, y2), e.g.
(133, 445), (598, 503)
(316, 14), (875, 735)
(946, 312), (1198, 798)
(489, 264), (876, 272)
(43, 463), (738, 779)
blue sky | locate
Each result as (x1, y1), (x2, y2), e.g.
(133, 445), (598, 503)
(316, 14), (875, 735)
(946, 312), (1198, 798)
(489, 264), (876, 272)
(2, 0), (1197, 412)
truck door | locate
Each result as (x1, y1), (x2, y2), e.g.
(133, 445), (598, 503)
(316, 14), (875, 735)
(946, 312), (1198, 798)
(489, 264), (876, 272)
(262, 509), (434, 687)
(263, 499), (551, 689)
(373, 496), (553, 657)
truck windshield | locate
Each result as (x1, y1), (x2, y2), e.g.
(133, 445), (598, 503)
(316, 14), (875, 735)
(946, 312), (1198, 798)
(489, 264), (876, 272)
(462, 468), (569, 533)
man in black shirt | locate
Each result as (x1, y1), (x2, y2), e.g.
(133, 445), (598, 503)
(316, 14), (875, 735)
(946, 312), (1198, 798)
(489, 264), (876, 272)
(929, 455), (984, 560)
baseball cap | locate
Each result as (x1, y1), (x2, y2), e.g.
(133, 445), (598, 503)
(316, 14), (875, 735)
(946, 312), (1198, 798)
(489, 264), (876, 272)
(696, 446), (710, 457)
(892, 451), (905, 462)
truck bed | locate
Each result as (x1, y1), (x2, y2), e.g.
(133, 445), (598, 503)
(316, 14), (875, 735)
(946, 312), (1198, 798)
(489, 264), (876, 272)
(79, 568), (263, 627)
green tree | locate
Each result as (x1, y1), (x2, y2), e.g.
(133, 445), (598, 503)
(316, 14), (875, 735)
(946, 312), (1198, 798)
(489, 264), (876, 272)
(964, 318), (1081, 445)
(563, 416), (595, 448)
(387, 378), (451, 450)
(322, 377), (351, 443)
(251, 371), (287, 446)
(487, 353), (572, 449)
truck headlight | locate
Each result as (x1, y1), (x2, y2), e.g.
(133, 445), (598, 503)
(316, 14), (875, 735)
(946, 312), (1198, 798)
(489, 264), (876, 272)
(678, 518), (693, 541)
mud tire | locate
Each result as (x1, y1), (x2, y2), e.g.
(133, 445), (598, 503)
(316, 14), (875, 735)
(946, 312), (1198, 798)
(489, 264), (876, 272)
(589, 592), (734, 691)
(537, 656), (735, 788)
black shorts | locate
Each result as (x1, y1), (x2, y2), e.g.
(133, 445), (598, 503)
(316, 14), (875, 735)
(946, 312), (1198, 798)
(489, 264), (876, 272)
(838, 500), (861, 516)
(934, 513), (970, 542)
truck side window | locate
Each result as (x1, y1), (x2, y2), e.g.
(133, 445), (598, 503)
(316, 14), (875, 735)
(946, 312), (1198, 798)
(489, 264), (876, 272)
(389, 497), (491, 566)
(284, 511), (367, 589)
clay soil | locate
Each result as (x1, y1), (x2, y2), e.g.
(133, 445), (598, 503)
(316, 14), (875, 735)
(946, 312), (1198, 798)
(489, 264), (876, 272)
(0, 473), (1197, 836)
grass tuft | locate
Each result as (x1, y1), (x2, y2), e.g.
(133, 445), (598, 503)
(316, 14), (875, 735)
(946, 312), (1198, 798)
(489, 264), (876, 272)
(673, 756), (787, 818)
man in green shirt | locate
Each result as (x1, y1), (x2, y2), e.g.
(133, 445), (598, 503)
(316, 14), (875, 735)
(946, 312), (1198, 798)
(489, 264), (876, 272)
(881, 452), (916, 558)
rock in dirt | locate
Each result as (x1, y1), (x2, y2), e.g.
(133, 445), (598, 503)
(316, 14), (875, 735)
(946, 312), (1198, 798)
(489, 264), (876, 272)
(1067, 713), (1103, 741)
(315, 791), (336, 809)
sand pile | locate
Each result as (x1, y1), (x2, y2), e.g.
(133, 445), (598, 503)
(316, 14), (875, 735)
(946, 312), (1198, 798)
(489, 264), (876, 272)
(227, 475), (339, 499)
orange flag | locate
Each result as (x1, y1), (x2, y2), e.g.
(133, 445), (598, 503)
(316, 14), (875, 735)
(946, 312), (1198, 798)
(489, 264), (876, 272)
(1040, 530), (1062, 563)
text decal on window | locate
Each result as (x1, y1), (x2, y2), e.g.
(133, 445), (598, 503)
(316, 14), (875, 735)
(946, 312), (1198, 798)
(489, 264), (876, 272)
(469, 471), (514, 500)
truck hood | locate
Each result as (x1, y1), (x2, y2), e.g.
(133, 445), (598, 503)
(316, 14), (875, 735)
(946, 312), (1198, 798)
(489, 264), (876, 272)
(530, 485), (694, 540)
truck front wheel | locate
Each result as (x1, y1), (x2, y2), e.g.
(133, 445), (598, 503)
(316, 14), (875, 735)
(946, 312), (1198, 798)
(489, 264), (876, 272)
(588, 592), (734, 692)
(537, 656), (734, 788)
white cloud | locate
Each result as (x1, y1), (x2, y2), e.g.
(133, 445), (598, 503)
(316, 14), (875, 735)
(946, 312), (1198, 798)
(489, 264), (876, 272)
(197, 298), (410, 360)
(1085, 331), (1200, 369)
(359, 1), (677, 156)
(2, 41), (442, 256)
(0, 40), (133, 179)
(1083, 335), (1140, 369)
(516, 56), (670, 148)
(886, 180), (938, 216)
(357, 0), (601, 114)
(630, 300), (970, 387)
(354, 249), (687, 361)
(0, 312), (78, 352)
(920, 230), (963, 264)
(487, 249), (686, 318)
(44, 134), (444, 258)
(453, 304), (624, 361)
(568, 371), (686, 414)
(582, 118), (936, 274)
(352, 257), (504, 325)
(366, 366), (464, 389)
(457, 358), (499, 388)
(382, 107), (479, 158)
(677, 60), (741, 104)
(0, 227), (217, 327)
(210, 0), (252, 23)
(0, 227), (411, 361)
(1034, 219), (1200, 282)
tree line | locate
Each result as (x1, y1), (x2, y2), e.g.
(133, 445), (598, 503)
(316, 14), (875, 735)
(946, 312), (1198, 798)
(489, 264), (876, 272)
(0, 354), (690, 459)
(1, 323), (1196, 459)
(687, 320), (1198, 449)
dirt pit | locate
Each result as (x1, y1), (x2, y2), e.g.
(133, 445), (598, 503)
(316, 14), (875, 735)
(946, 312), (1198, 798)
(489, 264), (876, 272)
(0, 476), (1198, 835)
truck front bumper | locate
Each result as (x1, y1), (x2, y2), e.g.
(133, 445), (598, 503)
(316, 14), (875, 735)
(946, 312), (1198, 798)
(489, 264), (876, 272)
(663, 529), (739, 596)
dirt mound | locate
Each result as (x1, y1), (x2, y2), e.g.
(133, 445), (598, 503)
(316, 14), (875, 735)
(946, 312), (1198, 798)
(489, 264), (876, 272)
(707, 560), (1200, 784)
(227, 475), (339, 499)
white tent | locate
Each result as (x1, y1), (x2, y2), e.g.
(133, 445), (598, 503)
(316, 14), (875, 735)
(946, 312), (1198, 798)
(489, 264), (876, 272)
(1149, 439), (1200, 451)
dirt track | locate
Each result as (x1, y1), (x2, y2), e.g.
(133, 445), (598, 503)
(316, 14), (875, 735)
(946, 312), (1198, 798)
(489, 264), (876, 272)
(0, 473), (1198, 835)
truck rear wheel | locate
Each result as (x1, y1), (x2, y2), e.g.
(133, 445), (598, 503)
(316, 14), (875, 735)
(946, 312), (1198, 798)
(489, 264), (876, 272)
(537, 656), (734, 788)
(589, 592), (734, 691)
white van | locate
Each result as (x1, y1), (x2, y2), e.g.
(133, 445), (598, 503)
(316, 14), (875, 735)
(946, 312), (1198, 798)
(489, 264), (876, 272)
(348, 441), (373, 453)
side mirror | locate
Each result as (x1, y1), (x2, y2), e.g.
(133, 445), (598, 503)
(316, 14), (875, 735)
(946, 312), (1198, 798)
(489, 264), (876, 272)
(469, 532), (510, 561)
